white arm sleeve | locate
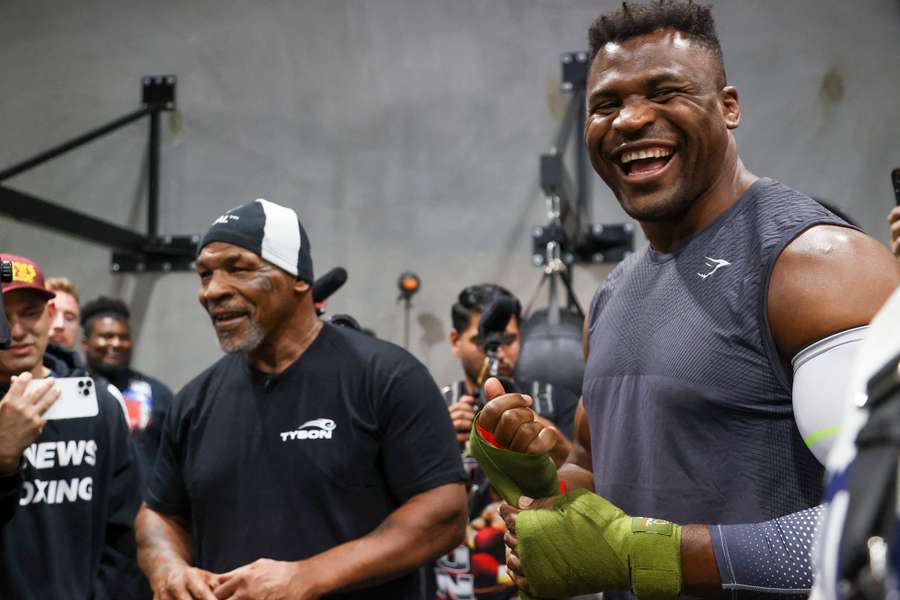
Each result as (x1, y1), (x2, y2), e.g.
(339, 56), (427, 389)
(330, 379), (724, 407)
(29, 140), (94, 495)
(791, 326), (868, 464)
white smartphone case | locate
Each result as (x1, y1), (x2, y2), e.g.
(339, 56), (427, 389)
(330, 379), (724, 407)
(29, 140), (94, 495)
(26, 376), (100, 420)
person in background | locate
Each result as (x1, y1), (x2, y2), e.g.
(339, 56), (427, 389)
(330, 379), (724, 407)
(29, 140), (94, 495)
(432, 283), (573, 600)
(0, 253), (145, 599)
(45, 276), (81, 352)
(445, 283), (576, 446)
(81, 296), (174, 480)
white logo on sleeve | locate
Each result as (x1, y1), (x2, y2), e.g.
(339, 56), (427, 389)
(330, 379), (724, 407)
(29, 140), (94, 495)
(697, 257), (731, 280)
(280, 418), (336, 442)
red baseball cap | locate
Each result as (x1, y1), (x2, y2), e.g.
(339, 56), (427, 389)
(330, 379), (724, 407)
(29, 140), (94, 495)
(0, 254), (55, 300)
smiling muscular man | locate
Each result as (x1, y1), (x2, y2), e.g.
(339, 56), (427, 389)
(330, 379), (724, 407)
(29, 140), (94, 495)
(469, 2), (900, 599)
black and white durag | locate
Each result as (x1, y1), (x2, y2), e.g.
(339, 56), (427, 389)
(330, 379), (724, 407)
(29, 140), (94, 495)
(199, 198), (314, 283)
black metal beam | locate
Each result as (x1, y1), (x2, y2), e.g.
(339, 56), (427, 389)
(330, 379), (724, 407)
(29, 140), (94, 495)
(0, 107), (152, 182)
(0, 184), (198, 272)
(0, 185), (149, 254)
(148, 109), (160, 238)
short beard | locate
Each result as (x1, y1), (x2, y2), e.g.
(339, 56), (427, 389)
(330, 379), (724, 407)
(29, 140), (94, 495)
(618, 187), (695, 223)
(218, 317), (265, 354)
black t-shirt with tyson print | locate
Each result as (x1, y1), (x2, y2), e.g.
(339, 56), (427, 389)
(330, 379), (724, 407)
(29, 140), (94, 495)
(147, 323), (466, 599)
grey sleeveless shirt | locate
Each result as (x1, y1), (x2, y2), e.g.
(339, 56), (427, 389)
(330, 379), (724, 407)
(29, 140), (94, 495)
(584, 178), (852, 524)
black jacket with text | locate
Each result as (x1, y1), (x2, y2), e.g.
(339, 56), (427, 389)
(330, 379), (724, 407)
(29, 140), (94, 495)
(0, 344), (147, 599)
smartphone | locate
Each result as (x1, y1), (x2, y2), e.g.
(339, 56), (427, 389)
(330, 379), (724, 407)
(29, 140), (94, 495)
(26, 376), (99, 420)
(893, 167), (900, 206)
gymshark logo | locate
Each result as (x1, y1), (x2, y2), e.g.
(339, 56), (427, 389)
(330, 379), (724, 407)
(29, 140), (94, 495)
(280, 418), (336, 442)
(697, 257), (731, 280)
(212, 213), (240, 226)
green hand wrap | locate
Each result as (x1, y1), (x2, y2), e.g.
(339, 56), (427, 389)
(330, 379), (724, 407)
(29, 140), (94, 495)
(468, 416), (559, 506)
(517, 489), (682, 599)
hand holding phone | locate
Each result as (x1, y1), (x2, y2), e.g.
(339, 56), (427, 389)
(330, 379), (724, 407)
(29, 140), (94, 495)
(0, 373), (61, 473)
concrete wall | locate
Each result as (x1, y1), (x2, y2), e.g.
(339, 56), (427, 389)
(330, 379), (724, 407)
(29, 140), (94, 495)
(1, 0), (898, 391)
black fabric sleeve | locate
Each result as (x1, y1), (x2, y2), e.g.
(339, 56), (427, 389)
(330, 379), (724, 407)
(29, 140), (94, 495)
(710, 504), (824, 598)
(377, 361), (467, 503)
(144, 388), (190, 519)
(0, 461), (24, 526)
(94, 391), (151, 599)
(145, 379), (175, 477)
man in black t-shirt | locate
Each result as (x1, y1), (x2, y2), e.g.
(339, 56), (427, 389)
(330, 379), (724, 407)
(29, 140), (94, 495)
(136, 199), (468, 600)
(0, 253), (145, 599)
(80, 296), (174, 481)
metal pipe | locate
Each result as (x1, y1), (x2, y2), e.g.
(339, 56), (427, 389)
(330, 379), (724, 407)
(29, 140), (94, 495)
(0, 106), (153, 182)
(403, 297), (412, 349)
(575, 89), (591, 223)
(148, 109), (160, 238)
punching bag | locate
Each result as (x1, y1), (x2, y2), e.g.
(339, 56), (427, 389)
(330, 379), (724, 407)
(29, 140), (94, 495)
(514, 307), (585, 398)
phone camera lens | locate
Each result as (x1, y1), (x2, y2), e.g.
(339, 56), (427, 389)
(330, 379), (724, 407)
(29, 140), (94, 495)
(86, 380), (93, 388)
(78, 381), (85, 388)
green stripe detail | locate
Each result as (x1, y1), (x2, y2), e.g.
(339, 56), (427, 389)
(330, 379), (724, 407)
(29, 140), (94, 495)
(804, 426), (840, 447)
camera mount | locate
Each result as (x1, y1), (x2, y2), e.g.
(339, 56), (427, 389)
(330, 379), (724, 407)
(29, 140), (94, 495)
(531, 52), (634, 271)
(517, 52), (636, 397)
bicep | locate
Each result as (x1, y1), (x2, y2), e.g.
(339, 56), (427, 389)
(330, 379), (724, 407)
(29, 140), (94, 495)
(768, 225), (900, 361)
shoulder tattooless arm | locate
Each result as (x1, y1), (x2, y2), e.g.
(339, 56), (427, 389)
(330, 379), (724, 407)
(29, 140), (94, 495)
(792, 327), (868, 464)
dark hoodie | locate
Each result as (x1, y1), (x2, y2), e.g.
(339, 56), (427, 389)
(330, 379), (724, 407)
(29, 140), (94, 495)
(0, 344), (148, 599)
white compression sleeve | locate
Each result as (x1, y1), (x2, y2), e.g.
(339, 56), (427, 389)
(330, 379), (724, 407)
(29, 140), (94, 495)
(791, 326), (868, 464)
